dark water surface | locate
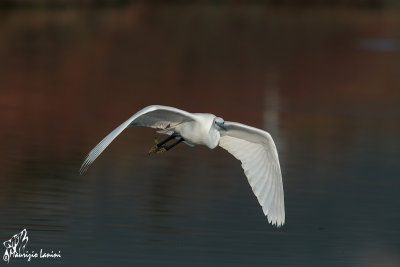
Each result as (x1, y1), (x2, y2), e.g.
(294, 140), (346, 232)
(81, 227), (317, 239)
(1, 5), (400, 266)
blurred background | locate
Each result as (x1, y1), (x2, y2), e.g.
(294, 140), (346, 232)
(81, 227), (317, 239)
(0, 1), (399, 266)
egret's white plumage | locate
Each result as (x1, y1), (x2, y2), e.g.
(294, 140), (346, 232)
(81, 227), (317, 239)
(80, 105), (285, 227)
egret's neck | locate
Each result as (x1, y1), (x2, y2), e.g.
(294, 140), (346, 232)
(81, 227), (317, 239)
(207, 126), (220, 149)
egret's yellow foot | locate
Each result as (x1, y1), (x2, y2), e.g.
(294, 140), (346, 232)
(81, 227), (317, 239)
(156, 147), (167, 154)
(148, 144), (159, 155)
(149, 138), (161, 155)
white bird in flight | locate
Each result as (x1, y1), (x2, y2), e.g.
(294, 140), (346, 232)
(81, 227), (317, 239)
(80, 105), (285, 227)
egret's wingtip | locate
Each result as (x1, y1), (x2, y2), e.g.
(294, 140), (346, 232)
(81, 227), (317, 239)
(79, 167), (86, 175)
(79, 161), (90, 175)
(267, 215), (285, 227)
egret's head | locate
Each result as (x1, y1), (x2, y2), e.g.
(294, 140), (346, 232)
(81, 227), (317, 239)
(214, 117), (226, 130)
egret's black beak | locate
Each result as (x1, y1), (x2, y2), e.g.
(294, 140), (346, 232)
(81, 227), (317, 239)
(216, 122), (227, 130)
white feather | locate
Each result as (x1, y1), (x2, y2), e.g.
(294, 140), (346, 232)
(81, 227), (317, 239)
(218, 121), (285, 227)
(79, 105), (195, 174)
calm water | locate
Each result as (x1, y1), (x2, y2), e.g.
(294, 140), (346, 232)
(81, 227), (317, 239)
(1, 5), (400, 266)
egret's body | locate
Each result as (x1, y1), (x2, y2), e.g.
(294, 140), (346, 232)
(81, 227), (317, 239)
(80, 105), (285, 227)
(174, 114), (220, 148)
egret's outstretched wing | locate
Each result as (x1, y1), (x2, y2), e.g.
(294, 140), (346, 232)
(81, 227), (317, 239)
(218, 122), (285, 226)
(80, 105), (195, 174)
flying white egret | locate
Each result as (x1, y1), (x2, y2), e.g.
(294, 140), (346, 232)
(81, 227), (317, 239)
(80, 105), (285, 226)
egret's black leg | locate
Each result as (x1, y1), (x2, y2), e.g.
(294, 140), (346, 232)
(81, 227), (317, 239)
(149, 134), (183, 155)
(156, 134), (177, 147)
(164, 137), (184, 151)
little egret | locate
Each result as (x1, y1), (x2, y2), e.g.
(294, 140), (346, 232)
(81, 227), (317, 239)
(80, 105), (285, 226)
